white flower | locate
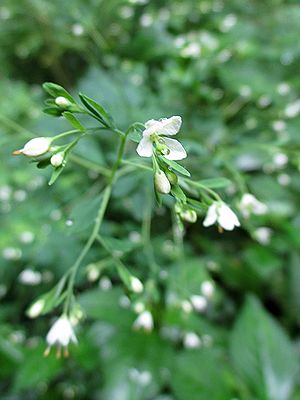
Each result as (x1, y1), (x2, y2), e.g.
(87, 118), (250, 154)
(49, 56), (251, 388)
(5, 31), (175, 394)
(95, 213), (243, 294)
(51, 152), (64, 167)
(44, 316), (77, 357)
(27, 299), (45, 318)
(136, 116), (187, 160)
(201, 281), (215, 298)
(18, 269), (42, 285)
(239, 193), (268, 218)
(154, 170), (171, 194)
(272, 153), (288, 168)
(130, 276), (144, 293)
(133, 310), (154, 332)
(254, 227), (272, 245)
(13, 137), (52, 157)
(181, 300), (192, 313)
(183, 332), (202, 349)
(55, 96), (71, 107)
(190, 295), (207, 312)
(203, 202), (240, 231)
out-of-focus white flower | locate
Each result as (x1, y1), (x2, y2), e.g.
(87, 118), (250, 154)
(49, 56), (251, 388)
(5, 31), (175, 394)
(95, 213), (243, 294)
(272, 120), (286, 132)
(272, 153), (288, 168)
(99, 276), (112, 290)
(130, 276), (144, 293)
(183, 332), (202, 349)
(140, 13), (153, 27)
(239, 193), (268, 218)
(119, 295), (131, 308)
(13, 137), (52, 157)
(19, 231), (34, 244)
(254, 227), (272, 245)
(18, 269), (42, 285)
(27, 299), (45, 318)
(2, 247), (22, 260)
(14, 190), (27, 202)
(129, 368), (152, 386)
(154, 170), (171, 194)
(220, 14), (237, 32)
(277, 173), (291, 186)
(285, 100), (300, 118)
(181, 42), (201, 58)
(136, 116), (186, 160)
(51, 152), (64, 167)
(203, 202), (240, 231)
(71, 23), (84, 36)
(133, 302), (145, 314)
(0, 185), (12, 201)
(181, 300), (192, 313)
(201, 281), (215, 298)
(133, 310), (154, 332)
(258, 95), (272, 108)
(44, 316), (77, 357)
(277, 82), (290, 95)
(86, 264), (100, 282)
(190, 295), (207, 312)
(55, 96), (71, 108)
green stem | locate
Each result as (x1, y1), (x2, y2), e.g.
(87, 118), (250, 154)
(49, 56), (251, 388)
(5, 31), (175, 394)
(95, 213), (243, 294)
(63, 131), (128, 314)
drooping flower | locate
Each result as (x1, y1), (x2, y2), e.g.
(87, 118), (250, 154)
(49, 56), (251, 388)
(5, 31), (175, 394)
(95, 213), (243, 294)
(44, 316), (77, 358)
(203, 202), (240, 231)
(55, 96), (71, 108)
(133, 310), (154, 332)
(136, 116), (187, 160)
(239, 193), (268, 218)
(13, 137), (52, 157)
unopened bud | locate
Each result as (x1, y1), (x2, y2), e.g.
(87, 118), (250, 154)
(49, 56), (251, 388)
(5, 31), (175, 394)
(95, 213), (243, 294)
(51, 152), (65, 167)
(154, 170), (171, 194)
(27, 299), (45, 318)
(130, 276), (144, 293)
(180, 209), (197, 223)
(55, 96), (71, 108)
(13, 137), (52, 157)
(165, 170), (178, 185)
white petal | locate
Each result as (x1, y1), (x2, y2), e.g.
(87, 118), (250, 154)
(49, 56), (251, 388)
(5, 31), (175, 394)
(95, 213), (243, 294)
(163, 138), (187, 160)
(136, 135), (153, 157)
(218, 204), (240, 231)
(203, 204), (218, 227)
(157, 116), (182, 136)
(144, 119), (159, 129)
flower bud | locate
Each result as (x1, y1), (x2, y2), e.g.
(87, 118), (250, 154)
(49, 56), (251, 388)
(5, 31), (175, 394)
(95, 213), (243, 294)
(165, 170), (178, 185)
(27, 299), (45, 318)
(13, 137), (52, 157)
(130, 276), (144, 293)
(180, 209), (197, 223)
(51, 152), (65, 167)
(55, 96), (71, 108)
(154, 170), (171, 194)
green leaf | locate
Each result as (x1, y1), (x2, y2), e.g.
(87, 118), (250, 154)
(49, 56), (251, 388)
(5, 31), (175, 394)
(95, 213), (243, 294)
(79, 93), (113, 127)
(43, 82), (75, 103)
(13, 344), (62, 391)
(62, 111), (85, 131)
(171, 349), (233, 400)
(48, 165), (65, 186)
(160, 157), (191, 177)
(230, 296), (298, 400)
(196, 177), (232, 189)
(171, 184), (187, 202)
(43, 106), (62, 117)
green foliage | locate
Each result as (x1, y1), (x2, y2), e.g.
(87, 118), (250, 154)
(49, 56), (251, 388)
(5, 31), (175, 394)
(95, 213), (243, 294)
(1, 0), (300, 399)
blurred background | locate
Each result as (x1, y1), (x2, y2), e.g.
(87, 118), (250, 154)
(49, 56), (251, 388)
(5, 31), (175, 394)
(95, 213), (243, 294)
(1, 0), (300, 399)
